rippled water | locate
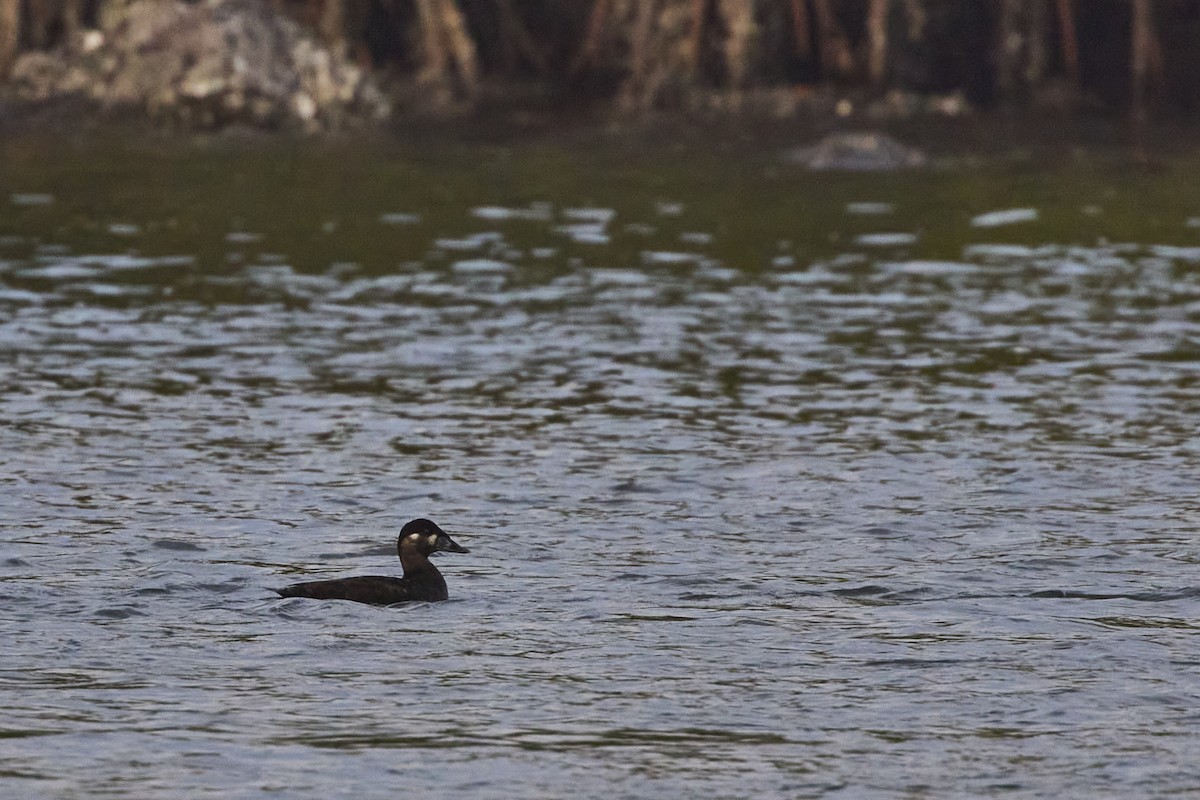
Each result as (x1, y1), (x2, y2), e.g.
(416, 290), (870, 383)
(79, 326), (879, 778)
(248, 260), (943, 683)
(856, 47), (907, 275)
(3, 133), (1200, 798)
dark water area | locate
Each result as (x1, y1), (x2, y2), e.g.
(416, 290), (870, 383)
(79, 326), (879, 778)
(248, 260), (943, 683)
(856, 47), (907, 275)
(3, 126), (1200, 798)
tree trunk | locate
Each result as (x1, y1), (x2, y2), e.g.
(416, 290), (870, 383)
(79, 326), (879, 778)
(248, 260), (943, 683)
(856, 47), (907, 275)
(572, 0), (613, 74)
(810, 0), (853, 79)
(866, 0), (891, 87)
(495, 0), (546, 73)
(996, 0), (1020, 99)
(716, 0), (756, 89)
(1023, 0), (1047, 86)
(0, 0), (17, 77)
(621, 0), (662, 110)
(317, 0), (346, 53)
(789, 0), (811, 58)
(617, 0), (722, 111)
(1055, 0), (1078, 87)
(414, 0), (479, 100)
(901, 0), (926, 40)
(1131, 0), (1152, 124)
(1130, 0), (1155, 158)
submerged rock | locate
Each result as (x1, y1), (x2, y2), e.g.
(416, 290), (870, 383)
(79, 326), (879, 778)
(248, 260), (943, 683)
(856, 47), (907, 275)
(783, 132), (927, 171)
(7, 0), (390, 131)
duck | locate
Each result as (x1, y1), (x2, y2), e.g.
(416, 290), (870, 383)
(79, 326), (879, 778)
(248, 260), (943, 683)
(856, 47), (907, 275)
(275, 518), (469, 605)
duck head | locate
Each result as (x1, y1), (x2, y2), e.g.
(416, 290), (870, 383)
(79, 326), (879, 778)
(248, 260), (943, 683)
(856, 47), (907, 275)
(398, 517), (470, 557)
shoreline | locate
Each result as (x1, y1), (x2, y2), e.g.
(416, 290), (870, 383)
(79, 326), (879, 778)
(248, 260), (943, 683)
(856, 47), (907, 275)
(0, 92), (1189, 171)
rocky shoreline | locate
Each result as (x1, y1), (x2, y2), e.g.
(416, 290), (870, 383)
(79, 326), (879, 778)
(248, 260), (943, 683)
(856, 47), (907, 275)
(0, 0), (1177, 168)
(5, 0), (390, 132)
(1, 0), (1191, 139)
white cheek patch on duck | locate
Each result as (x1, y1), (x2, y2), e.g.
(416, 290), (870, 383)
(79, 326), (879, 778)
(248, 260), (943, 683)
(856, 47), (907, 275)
(406, 533), (422, 543)
(426, 533), (439, 548)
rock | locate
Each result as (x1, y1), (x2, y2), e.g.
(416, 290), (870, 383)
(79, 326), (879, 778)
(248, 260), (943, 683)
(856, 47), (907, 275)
(783, 132), (927, 171)
(6, 0), (390, 131)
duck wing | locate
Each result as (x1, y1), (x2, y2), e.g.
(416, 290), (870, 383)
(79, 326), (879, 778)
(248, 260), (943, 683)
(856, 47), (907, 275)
(275, 576), (413, 606)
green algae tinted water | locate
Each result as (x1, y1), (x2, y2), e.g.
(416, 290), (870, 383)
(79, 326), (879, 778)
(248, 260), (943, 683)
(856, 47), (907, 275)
(2, 128), (1200, 798)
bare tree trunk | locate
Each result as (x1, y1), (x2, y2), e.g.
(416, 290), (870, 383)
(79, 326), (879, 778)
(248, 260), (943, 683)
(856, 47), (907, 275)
(621, 0), (662, 109)
(716, 0), (755, 89)
(495, 0), (547, 73)
(571, 0), (612, 74)
(1023, 0), (1047, 86)
(64, 0), (82, 38)
(614, 0), (720, 111)
(901, 0), (926, 40)
(811, 0), (853, 79)
(1055, 0), (1078, 87)
(22, 0), (83, 49)
(996, 0), (1020, 99)
(1130, 0), (1153, 102)
(687, 0), (706, 76)
(414, 0), (479, 100)
(789, 0), (811, 58)
(0, 0), (17, 77)
(317, 0), (346, 53)
(1130, 0), (1152, 146)
(1123, 0), (1152, 158)
(27, 0), (48, 48)
(438, 0), (479, 88)
(996, 0), (1051, 100)
(415, 0), (447, 79)
(866, 0), (891, 87)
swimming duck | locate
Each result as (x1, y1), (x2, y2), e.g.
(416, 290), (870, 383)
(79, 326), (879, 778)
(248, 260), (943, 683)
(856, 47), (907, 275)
(275, 518), (469, 605)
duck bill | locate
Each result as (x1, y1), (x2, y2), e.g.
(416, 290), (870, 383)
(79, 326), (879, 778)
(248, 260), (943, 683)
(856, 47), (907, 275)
(437, 534), (469, 554)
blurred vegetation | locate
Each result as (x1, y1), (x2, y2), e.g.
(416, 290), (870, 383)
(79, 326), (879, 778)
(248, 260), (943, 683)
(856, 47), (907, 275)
(0, 0), (1193, 118)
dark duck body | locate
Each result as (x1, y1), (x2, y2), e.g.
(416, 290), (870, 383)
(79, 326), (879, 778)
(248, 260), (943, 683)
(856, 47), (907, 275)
(275, 518), (469, 605)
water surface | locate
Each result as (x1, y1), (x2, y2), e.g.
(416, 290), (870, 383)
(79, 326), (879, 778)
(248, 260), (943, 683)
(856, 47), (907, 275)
(3, 132), (1200, 798)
